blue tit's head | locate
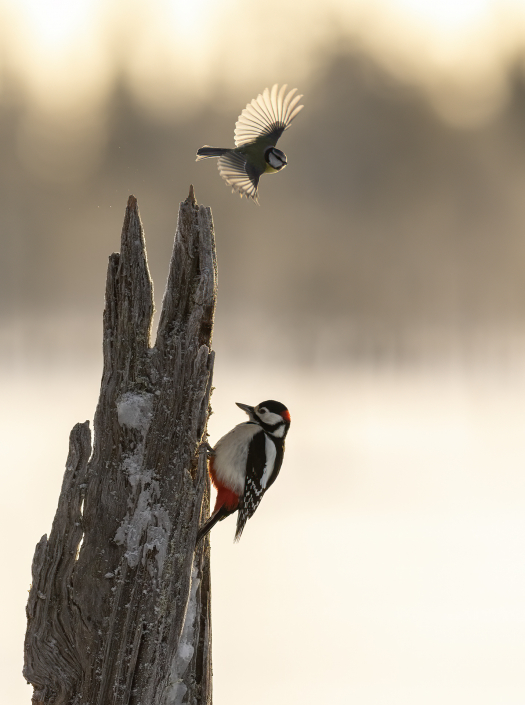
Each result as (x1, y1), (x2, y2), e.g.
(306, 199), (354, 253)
(264, 146), (287, 172)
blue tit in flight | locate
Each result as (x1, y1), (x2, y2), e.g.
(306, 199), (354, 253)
(196, 84), (304, 204)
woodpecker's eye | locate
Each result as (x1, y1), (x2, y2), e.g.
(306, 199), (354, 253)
(259, 408), (267, 415)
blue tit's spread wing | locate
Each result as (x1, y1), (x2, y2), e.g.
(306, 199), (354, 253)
(234, 84), (304, 148)
(235, 430), (268, 540)
(217, 151), (261, 202)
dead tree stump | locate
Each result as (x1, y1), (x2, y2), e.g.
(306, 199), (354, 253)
(24, 188), (216, 705)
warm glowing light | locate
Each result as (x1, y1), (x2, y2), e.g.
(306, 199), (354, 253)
(2, 0), (111, 111)
(349, 0), (523, 124)
(374, 0), (497, 69)
(1, 0), (525, 123)
(394, 0), (492, 35)
(15, 0), (93, 51)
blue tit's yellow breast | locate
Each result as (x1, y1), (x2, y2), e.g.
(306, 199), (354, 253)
(264, 163), (280, 174)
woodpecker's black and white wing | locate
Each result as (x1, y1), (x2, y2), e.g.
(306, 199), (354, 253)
(235, 430), (267, 540)
(217, 151), (260, 203)
(235, 430), (283, 541)
(234, 84), (304, 149)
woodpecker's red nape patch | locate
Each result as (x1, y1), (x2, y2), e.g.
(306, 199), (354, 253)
(281, 409), (291, 423)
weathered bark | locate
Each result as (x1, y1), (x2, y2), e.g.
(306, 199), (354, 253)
(24, 187), (216, 705)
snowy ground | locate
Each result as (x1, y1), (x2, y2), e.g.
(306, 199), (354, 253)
(2, 361), (525, 704)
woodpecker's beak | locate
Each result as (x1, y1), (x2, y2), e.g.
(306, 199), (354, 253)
(236, 402), (255, 416)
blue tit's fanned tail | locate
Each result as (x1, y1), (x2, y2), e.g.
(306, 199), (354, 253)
(196, 146), (230, 161)
(218, 152), (260, 203)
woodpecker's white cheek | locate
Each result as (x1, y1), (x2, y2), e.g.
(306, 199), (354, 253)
(270, 423), (286, 438)
(260, 435), (277, 489)
(213, 423), (259, 494)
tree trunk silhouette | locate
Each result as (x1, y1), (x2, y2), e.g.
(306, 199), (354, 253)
(24, 187), (216, 705)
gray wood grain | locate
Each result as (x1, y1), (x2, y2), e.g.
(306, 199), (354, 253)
(24, 187), (216, 705)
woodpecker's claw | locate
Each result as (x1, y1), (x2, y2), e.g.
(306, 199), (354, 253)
(199, 441), (215, 457)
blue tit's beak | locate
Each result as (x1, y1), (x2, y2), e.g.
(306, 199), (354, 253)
(236, 403), (255, 416)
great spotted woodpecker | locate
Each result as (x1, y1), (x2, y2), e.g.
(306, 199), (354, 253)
(196, 400), (291, 543)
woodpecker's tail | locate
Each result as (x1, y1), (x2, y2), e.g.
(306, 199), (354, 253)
(196, 146), (230, 161)
(195, 505), (232, 545)
(234, 511), (248, 543)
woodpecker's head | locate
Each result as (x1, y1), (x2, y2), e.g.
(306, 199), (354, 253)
(264, 146), (287, 173)
(236, 400), (291, 439)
